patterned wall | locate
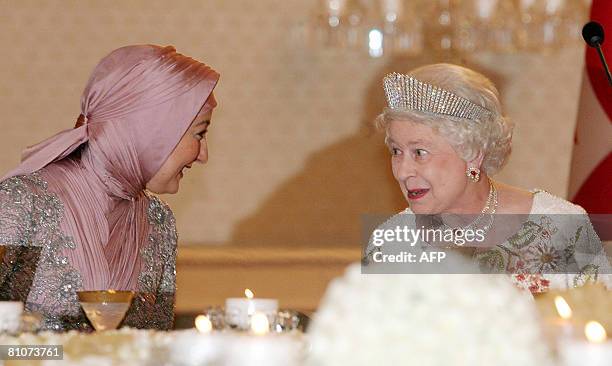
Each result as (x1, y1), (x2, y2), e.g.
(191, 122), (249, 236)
(0, 0), (585, 246)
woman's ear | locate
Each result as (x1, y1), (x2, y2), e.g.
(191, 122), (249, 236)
(468, 150), (485, 169)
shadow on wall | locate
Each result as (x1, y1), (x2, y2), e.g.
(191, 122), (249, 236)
(231, 51), (506, 248)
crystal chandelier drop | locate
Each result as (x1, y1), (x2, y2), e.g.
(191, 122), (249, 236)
(307, 0), (591, 57)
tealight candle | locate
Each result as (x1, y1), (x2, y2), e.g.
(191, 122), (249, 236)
(559, 321), (612, 366)
(250, 312), (270, 335)
(542, 295), (575, 352)
(225, 289), (278, 330)
(553, 295), (574, 339)
(195, 314), (213, 333)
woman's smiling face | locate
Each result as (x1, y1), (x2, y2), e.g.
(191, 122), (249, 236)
(145, 107), (212, 194)
(387, 119), (471, 214)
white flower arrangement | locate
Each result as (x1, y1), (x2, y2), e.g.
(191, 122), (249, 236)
(0, 327), (172, 366)
(307, 261), (554, 366)
(0, 326), (306, 366)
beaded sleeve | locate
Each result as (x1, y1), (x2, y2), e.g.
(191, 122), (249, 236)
(123, 196), (178, 330)
(0, 174), (87, 330)
(0, 174), (179, 331)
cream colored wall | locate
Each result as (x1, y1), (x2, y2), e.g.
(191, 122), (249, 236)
(175, 246), (361, 312)
(0, 0), (585, 247)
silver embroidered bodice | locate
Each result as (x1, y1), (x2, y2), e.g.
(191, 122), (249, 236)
(0, 173), (177, 331)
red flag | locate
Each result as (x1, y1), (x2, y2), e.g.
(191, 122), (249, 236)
(568, 0), (612, 214)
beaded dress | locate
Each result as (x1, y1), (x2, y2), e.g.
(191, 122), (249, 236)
(0, 173), (177, 331)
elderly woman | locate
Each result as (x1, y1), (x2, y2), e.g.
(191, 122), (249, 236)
(366, 63), (610, 293)
(0, 45), (219, 330)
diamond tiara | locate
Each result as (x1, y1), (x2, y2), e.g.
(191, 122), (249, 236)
(383, 72), (494, 122)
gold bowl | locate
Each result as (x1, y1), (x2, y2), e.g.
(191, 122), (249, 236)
(77, 290), (134, 331)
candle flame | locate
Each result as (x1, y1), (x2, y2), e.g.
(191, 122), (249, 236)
(584, 321), (607, 343)
(250, 312), (270, 335)
(245, 289), (254, 299)
(195, 315), (213, 333)
(554, 296), (572, 320)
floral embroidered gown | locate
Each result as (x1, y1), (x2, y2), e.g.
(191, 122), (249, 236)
(472, 190), (611, 292)
(364, 190), (611, 293)
(0, 173), (177, 331)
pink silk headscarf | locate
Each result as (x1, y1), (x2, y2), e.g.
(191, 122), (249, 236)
(2, 45), (219, 291)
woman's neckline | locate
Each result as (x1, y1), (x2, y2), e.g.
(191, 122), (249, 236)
(402, 189), (544, 215)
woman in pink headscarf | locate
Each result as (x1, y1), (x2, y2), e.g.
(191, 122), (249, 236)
(0, 45), (219, 331)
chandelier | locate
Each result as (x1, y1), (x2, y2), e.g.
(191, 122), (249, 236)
(307, 0), (591, 57)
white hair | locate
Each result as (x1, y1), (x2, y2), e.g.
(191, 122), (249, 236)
(376, 63), (513, 176)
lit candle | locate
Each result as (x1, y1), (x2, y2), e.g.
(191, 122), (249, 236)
(250, 312), (270, 335)
(554, 295), (574, 339)
(195, 314), (213, 333)
(225, 289), (278, 330)
(559, 321), (612, 366)
(554, 296), (572, 319)
(543, 295), (575, 350)
(584, 321), (607, 343)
